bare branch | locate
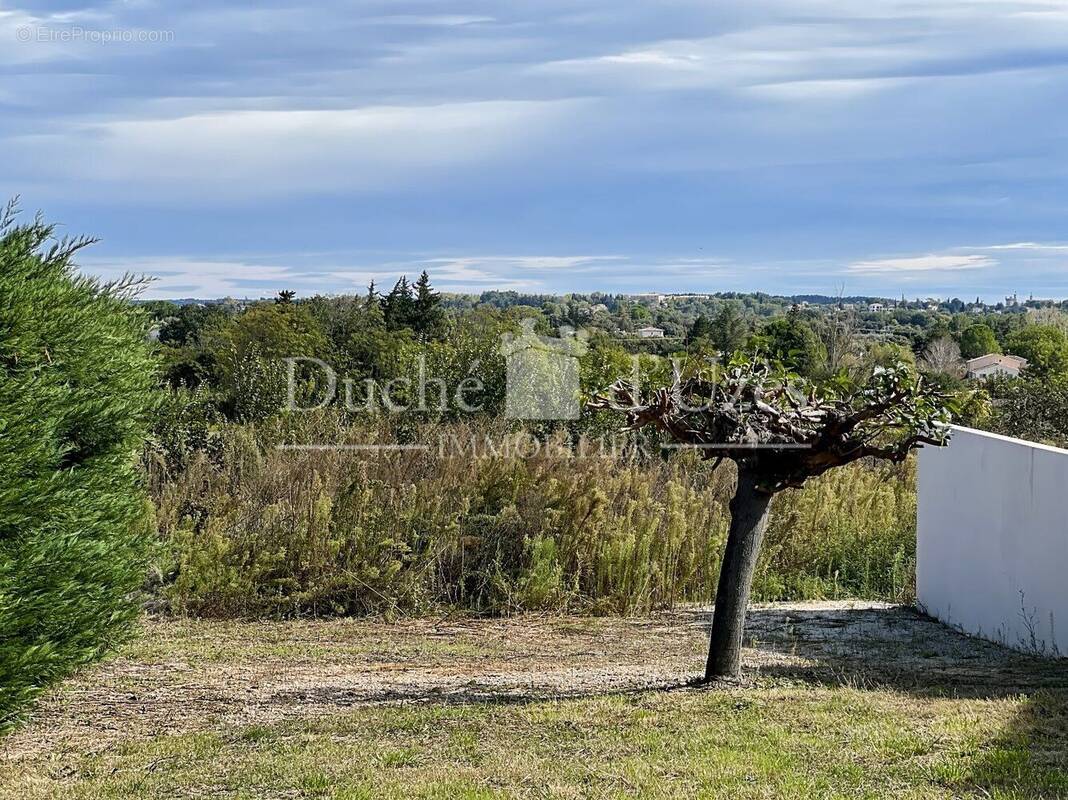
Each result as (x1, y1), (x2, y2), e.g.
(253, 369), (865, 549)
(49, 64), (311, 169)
(588, 356), (955, 494)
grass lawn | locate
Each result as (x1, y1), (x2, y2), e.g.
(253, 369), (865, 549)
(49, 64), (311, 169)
(2, 603), (1066, 799)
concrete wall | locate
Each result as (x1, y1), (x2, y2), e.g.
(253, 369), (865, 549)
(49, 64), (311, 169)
(918, 426), (1068, 657)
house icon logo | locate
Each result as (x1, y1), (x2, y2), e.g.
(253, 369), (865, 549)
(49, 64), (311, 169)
(499, 319), (588, 420)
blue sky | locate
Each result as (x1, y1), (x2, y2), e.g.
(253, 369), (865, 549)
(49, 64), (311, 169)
(3, 1), (1068, 300)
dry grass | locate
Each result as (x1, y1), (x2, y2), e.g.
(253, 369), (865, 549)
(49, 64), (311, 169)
(3, 603), (1067, 798)
(148, 415), (918, 618)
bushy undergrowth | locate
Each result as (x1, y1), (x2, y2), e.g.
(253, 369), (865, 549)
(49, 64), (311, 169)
(146, 412), (917, 618)
(759, 459), (916, 603)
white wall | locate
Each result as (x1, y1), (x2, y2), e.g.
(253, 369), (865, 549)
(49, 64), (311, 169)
(918, 426), (1068, 657)
(968, 365), (1021, 380)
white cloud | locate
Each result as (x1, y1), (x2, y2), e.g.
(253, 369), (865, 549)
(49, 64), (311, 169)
(424, 255), (625, 271)
(74, 251), (741, 298)
(599, 50), (704, 68)
(744, 77), (914, 101)
(78, 257), (312, 299)
(0, 9), (67, 65)
(979, 242), (1068, 252)
(535, 4), (1068, 100)
(10, 100), (585, 199)
(79, 253), (617, 299)
(329, 259), (502, 287)
(0, 7), (176, 66)
(362, 15), (497, 27)
(848, 254), (996, 274)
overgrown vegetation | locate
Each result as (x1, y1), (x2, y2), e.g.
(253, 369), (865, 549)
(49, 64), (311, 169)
(145, 413), (918, 618)
(134, 279), (946, 620)
(0, 204), (156, 731)
(138, 275), (1052, 621)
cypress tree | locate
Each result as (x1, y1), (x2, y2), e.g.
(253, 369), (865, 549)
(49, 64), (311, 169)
(382, 276), (417, 331)
(412, 270), (443, 335)
(0, 202), (156, 731)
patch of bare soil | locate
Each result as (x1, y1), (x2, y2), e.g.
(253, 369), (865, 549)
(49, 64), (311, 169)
(4, 602), (1065, 761)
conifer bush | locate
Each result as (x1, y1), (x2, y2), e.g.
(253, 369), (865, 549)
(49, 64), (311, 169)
(0, 202), (156, 732)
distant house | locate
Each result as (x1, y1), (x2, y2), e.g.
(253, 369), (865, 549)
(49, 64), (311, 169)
(868, 303), (884, 313)
(637, 326), (665, 339)
(965, 353), (1028, 380)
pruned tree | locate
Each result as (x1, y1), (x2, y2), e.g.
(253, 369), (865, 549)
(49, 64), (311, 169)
(590, 356), (956, 681)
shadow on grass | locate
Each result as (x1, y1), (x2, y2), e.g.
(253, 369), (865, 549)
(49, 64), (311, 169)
(728, 605), (1068, 798)
(262, 604), (1067, 795)
(962, 691), (1068, 798)
(273, 604), (1067, 796)
(269, 606), (1068, 794)
(272, 676), (699, 709)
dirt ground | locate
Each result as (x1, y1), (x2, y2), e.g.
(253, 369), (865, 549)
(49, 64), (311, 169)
(5, 600), (1066, 766)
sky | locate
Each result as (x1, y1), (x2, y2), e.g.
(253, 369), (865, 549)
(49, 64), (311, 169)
(3, 0), (1068, 301)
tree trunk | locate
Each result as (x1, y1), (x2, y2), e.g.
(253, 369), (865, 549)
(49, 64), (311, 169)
(704, 467), (774, 681)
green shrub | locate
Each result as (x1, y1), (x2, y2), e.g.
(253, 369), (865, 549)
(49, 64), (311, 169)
(146, 387), (223, 475)
(984, 376), (1068, 448)
(0, 204), (156, 732)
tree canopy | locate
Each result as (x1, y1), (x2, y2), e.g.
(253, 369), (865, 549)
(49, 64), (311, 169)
(1006, 325), (1068, 377)
(593, 356), (954, 493)
(958, 323), (1000, 359)
(749, 313), (825, 376)
(709, 302), (749, 355)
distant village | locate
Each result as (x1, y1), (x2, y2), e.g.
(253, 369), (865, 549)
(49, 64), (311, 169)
(147, 289), (1064, 378)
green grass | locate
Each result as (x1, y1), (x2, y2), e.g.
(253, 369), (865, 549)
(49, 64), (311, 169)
(5, 609), (1067, 799)
(6, 687), (1067, 798)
